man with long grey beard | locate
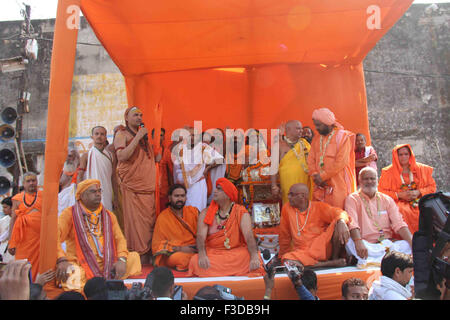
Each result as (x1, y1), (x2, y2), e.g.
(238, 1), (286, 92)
(344, 167), (413, 268)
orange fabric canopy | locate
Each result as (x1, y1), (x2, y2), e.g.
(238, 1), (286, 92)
(40, 0), (413, 274)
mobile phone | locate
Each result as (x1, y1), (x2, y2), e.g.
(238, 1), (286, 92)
(172, 285), (183, 300)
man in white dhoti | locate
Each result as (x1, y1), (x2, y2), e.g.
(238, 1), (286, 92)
(344, 167), (412, 268)
(78, 126), (117, 212)
(58, 148), (80, 214)
(0, 197), (14, 262)
(173, 127), (223, 212)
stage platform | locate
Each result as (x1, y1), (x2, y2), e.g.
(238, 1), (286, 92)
(125, 265), (381, 300)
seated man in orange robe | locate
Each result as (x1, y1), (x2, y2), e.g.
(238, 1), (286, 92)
(378, 144), (436, 234)
(188, 178), (264, 277)
(152, 184), (199, 271)
(279, 183), (351, 269)
(55, 180), (141, 292)
(307, 108), (356, 209)
(8, 172), (42, 281)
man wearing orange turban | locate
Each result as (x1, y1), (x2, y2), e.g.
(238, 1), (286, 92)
(56, 179), (141, 293)
(114, 106), (157, 265)
(188, 178), (265, 277)
(307, 107), (356, 209)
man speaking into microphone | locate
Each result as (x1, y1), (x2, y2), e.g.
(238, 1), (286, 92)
(114, 106), (157, 265)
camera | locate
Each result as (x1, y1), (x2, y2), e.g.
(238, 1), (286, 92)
(106, 279), (151, 300)
(284, 261), (303, 284)
(213, 284), (244, 300)
(413, 192), (449, 299)
(261, 249), (284, 278)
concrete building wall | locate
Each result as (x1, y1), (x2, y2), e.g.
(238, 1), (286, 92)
(0, 3), (448, 196)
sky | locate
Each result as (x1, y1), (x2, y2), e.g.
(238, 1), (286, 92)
(0, 0), (449, 21)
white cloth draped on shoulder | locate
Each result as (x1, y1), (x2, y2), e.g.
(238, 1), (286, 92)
(174, 143), (223, 212)
(86, 146), (114, 212)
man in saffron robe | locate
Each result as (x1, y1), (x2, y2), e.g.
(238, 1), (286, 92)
(307, 108), (356, 209)
(188, 178), (264, 277)
(55, 180), (141, 292)
(271, 120), (312, 204)
(354, 133), (377, 186)
(345, 167), (412, 268)
(8, 172), (42, 281)
(152, 184), (199, 271)
(279, 183), (351, 269)
(378, 144), (436, 234)
(114, 106), (156, 264)
(78, 126), (118, 212)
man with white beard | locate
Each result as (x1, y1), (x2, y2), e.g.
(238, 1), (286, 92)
(58, 148), (80, 214)
(344, 167), (413, 268)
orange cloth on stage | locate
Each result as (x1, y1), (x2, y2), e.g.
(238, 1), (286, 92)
(378, 144), (436, 234)
(117, 128), (156, 255)
(188, 204), (265, 277)
(152, 206), (199, 271)
(9, 191), (43, 282)
(279, 201), (350, 266)
(58, 204), (141, 291)
(307, 127), (356, 209)
(159, 146), (172, 198)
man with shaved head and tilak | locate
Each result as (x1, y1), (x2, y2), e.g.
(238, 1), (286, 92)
(271, 120), (312, 204)
(279, 183), (352, 271)
(114, 106), (157, 265)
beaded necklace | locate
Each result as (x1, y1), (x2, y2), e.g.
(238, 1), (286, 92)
(23, 192), (38, 208)
(284, 137), (309, 173)
(319, 129), (336, 170)
(295, 203), (311, 237)
(216, 203), (234, 249)
(359, 191), (385, 242)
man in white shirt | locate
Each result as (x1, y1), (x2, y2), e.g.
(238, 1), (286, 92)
(369, 250), (414, 300)
(0, 197), (13, 262)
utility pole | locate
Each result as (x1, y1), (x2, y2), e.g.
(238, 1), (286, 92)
(12, 4), (34, 195)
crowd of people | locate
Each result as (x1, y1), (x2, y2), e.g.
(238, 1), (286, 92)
(0, 105), (447, 301)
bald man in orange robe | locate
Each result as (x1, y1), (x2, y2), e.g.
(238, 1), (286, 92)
(8, 172), (42, 282)
(188, 178), (264, 277)
(307, 108), (356, 209)
(279, 183), (351, 269)
(378, 144), (436, 234)
(152, 184), (199, 271)
(114, 107), (156, 264)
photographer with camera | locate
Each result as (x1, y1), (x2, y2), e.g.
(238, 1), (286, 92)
(151, 266), (187, 300)
(413, 192), (449, 300)
(285, 262), (318, 300)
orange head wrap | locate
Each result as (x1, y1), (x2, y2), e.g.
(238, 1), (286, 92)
(312, 107), (343, 129)
(76, 179), (101, 201)
(204, 178), (238, 225)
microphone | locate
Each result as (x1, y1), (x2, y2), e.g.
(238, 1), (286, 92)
(139, 123), (148, 142)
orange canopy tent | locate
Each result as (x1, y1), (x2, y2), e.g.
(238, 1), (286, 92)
(39, 0), (413, 286)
